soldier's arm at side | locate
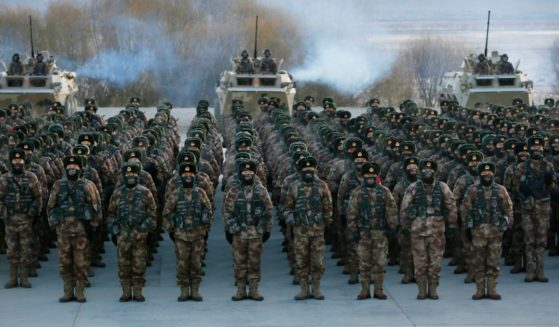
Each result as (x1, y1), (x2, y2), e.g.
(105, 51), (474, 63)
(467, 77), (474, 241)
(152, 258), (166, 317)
(346, 189), (359, 232)
(29, 174), (43, 212)
(461, 186), (475, 229)
(161, 188), (178, 231)
(500, 185), (514, 227)
(384, 187), (399, 230)
(441, 182), (457, 228)
(399, 186), (414, 229)
(321, 181), (333, 226)
(260, 185), (274, 233)
(143, 188), (157, 231)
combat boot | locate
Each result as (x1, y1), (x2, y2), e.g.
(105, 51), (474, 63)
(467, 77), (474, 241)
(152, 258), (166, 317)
(401, 268), (415, 284)
(510, 258), (524, 274)
(59, 279), (75, 303)
(486, 277), (501, 300)
(177, 286), (189, 302)
(524, 262), (536, 282)
(357, 281), (370, 300)
(248, 280), (263, 301)
(119, 280), (132, 302)
(311, 279), (324, 300)
(416, 277), (427, 300)
(133, 285), (145, 302)
(4, 264), (18, 288)
(373, 274), (387, 300)
(190, 283), (203, 302)
(472, 277), (485, 300)
(75, 280), (86, 303)
(453, 263), (466, 274)
(535, 262), (549, 283)
(231, 281), (246, 301)
(347, 270), (359, 285)
(28, 265), (38, 278)
(294, 281), (310, 300)
(428, 279), (439, 300)
(463, 271), (475, 284)
(18, 266), (32, 288)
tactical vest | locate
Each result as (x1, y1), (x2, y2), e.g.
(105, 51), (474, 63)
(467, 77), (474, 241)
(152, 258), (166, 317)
(56, 179), (93, 221)
(357, 186), (387, 231)
(408, 181), (445, 220)
(233, 185), (265, 227)
(5, 173), (33, 215)
(115, 187), (150, 232)
(294, 179), (323, 225)
(170, 187), (206, 229)
(468, 184), (503, 228)
(522, 160), (548, 200)
(342, 172), (360, 210)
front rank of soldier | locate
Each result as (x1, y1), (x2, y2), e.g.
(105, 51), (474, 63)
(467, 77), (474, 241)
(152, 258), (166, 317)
(0, 149), (42, 290)
(223, 160), (272, 301)
(462, 162), (513, 300)
(163, 162), (212, 302)
(347, 163), (398, 300)
(401, 159), (457, 300)
(47, 155), (101, 302)
(108, 162), (157, 302)
(285, 156), (333, 300)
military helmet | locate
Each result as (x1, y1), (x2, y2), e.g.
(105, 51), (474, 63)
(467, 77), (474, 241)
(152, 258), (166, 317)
(64, 155), (83, 169)
(420, 159), (438, 172)
(352, 149), (369, 161)
(404, 157), (419, 169)
(72, 144), (90, 156)
(296, 156), (317, 170)
(515, 142), (529, 155)
(504, 138), (519, 151)
(238, 159), (257, 173)
(343, 137), (363, 152)
(17, 140), (35, 152)
(527, 135), (545, 148)
(466, 151), (484, 163)
(235, 152), (252, 162)
(477, 162), (496, 175)
(177, 151), (197, 164)
(178, 162), (197, 175)
(9, 149), (25, 162)
(124, 148), (144, 162)
(361, 162), (380, 176)
(122, 162), (142, 175)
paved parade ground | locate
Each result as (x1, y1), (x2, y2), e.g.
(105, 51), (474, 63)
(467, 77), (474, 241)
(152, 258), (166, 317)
(1, 108), (558, 327)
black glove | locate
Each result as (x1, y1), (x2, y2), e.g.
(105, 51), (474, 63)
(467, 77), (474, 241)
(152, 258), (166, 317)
(387, 228), (397, 240)
(262, 231), (270, 243)
(544, 172), (554, 186)
(111, 234), (118, 246)
(83, 221), (94, 236)
(169, 232), (175, 243)
(225, 231), (233, 244)
(466, 228), (473, 242)
(352, 230), (360, 242)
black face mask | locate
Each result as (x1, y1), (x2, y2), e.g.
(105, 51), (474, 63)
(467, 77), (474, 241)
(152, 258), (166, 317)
(181, 176), (194, 188)
(405, 168), (418, 182)
(481, 175), (493, 187)
(506, 154), (516, 163)
(66, 168), (79, 181)
(495, 148), (505, 159)
(302, 172), (314, 183)
(125, 176), (138, 188)
(421, 171), (434, 184)
(241, 174), (255, 185)
(484, 149), (495, 156)
(11, 163), (24, 175)
(364, 176), (377, 187)
(552, 147), (559, 156)
(530, 151), (543, 160)
(392, 152), (402, 162)
(469, 166), (479, 176)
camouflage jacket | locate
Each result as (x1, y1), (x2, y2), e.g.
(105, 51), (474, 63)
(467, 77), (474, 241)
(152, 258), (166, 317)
(347, 184), (398, 237)
(0, 171), (42, 223)
(462, 182), (513, 229)
(163, 185), (213, 241)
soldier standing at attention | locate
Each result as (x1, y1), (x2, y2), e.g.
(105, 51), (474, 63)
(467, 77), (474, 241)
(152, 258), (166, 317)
(163, 163), (213, 302)
(401, 160), (457, 300)
(47, 155), (101, 302)
(108, 162), (157, 302)
(514, 135), (555, 282)
(462, 162), (513, 300)
(223, 160), (272, 301)
(285, 157), (333, 301)
(0, 149), (42, 289)
(347, 163), (398, 300)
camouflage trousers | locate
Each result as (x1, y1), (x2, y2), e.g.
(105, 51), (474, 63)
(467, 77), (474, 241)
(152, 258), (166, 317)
(549, 203), (559, 249)
(521, 200), (550, 273)
(344, 230), (358, 273)
(57, 234), (89, 282)
(232, 236), (263, 283)
(117, 231), (148, 287)
(398, 229), (414, 275)
(175, 237), (204, 287)
(358, 232), (387, 283)
(5, 219), (33, 266)
(411, 230), (445, 281)
(285, 226), (296, 272)
(509, 206), (524, 260)
(472, 224), (503, 280)
(294, 230), (325, 282)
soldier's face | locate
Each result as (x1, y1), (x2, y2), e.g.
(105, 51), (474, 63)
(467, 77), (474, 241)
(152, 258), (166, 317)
(11, 158), (24, 166)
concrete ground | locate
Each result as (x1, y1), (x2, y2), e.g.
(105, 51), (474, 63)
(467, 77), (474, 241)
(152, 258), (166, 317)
(1, 108), (558, 326)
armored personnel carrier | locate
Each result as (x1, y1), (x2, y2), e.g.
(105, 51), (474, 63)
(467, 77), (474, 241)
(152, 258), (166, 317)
(0, 51), (79, 116)
(215, 53), (296, 127)
(438, 50), (533, 109)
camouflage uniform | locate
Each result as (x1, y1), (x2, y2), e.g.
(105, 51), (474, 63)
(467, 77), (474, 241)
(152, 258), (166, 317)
(0, 159), (42, 289)
(286, 159), (332, 300)
(462, 164), (513, 300)
(400, 160), (457, 299)
(47, 160), (101, 302)
(223, 164), (272, 301)
(108, 165), (157, 302)
(347, 163), (398, 300)
(163, 164), (213, 301)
